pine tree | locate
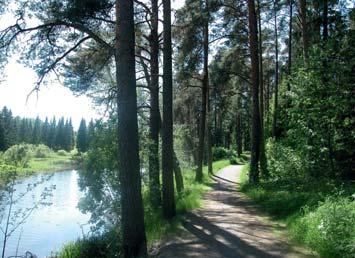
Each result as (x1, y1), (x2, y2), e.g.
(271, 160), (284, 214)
(41, 117), (50, 145)
(32, 116), (42, 145)
(116, 0), (147, 256)
(87, 119), (95, 148)
(76, 118), (88, 153)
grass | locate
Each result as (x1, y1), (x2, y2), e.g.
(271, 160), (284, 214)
(239, 166), (355, 258)
(24, 152), (75, 175)
(144, 159), (231, 245)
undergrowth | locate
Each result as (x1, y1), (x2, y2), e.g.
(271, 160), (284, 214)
(240, 166), (355, 258)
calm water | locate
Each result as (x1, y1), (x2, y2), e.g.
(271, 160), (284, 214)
(0, 170), (91, 258)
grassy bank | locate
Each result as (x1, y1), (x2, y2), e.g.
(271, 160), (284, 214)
(239, 166), (355, 258)
(0, 144), (78, 178)
(23, 151), (76, 174)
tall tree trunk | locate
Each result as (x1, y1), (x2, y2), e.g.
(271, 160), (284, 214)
(288, 0), (293, 85)
(322, 0), (328, 41)
(158, 113), (184, 194)
(162, 0), (176, 219)
(247, 0), (261, 184)
(272, 0), (279, 139)
(236, 92), (243, 158)
(257, 0), (268, 177)
(299, 0), (308, 61)
(204, 8), (212, 174)
(196, 1), (209, 182)
(207, 88), (213, 174)
(173, 151), (184, 193)
(115, 0), (147, 257)
(148, 0), (161, 208)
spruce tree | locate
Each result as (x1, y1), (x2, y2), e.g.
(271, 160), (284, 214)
(76, 118), (88, 153)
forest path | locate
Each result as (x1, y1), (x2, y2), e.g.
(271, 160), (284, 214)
(156, 165), (314, 258)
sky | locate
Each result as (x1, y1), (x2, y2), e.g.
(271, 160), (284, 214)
(0, 0), (186, 130)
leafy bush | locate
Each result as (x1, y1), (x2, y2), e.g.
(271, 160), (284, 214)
(54, 232), (120, 258)
(292, 197), (355, 258)
(3, 144), (31, 167)
(212, 147), (235, 161)
(57, 150), (68, 156)
(266, 139), (305, 180)
(34, 144), (52, 158)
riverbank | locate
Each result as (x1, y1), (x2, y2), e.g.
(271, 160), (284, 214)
(0, 144), (80, 178)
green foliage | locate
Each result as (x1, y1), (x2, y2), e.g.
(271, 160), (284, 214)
(282, 40), (355, 179)
(34, 144), (53, 158)
(53, 232), (120, 258)
(3, 143), (31, 167)
(240, 166), (355, 257)
(292, 197), (355, 258)
(212, 147), (234, 161)
(76, 119), (88, 153)
(57, 150), (69, 156)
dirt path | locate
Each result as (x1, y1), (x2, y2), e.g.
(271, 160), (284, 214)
(156, 165), (314, 258)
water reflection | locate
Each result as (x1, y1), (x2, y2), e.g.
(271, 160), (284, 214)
(0, 170), (90, 258)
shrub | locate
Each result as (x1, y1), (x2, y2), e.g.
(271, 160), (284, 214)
(3, 144), (31, 167)
(212, 147), (235, 161)
(229, 156), (239, 165)
(266, 139), (305, 180)
(292, 197), (355, 258)
(54, 232), (120, 258)
(57, 150), (68, 156)
(34, 144), (52, 158)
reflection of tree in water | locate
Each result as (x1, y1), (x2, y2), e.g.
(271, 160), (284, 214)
(0, 170), (55, 258)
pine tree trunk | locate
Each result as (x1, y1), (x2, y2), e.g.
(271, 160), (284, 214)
(204, 9), (212, 175)
(272, 0), (279, 139)
(173, 151), (184, 193)
(148, 0), (161, 209)
(158, 113), (184, 194)
(247, 0), (261, 184)
(288, 0), (293, 83)
(196, 2), (209, 181)
(236, 91), (243, 158)
(257, 0), (268, 177)
(299, 0), (308, 61)
(323, 0), (328, 41)
(115, 0), (147, 257)
(162, 0), (176, 219)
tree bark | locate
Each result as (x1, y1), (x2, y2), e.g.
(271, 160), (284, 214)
(247, 0), (261, 184)
(115, 0), (147, 257)
(272, 0), (279, 139)
(196, 0), (209, 181)
(162, 0), (176, 219)
(173, 150), (184, 193)
(236, 92), (243, 158)
(148, 0), (161, 209)
(205, 11), (212, 175)
(299, 0), (308, 61)
(288, 0), (293, 84)
(322, 0), (328, 41)
(257, 0), (268, 177)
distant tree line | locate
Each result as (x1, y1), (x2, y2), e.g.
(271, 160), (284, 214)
(0, 106), (75, 152)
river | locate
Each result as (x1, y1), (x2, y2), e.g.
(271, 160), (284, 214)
(0, 170), (91, 258)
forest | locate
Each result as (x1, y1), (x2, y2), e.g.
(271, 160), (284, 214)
(0, 0), (354, 258)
